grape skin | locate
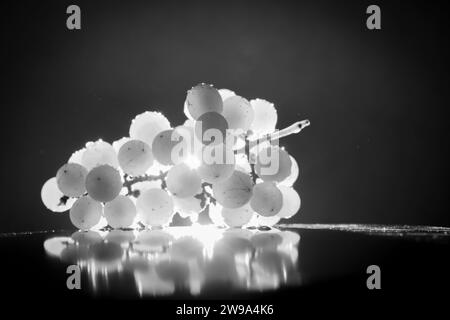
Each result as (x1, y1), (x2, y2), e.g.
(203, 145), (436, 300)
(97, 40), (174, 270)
(69, 196), (103, 230)
(222, 96), (254, 131)
(279, 156), (299, 187)
(85, 165), (123, 202)
(118, 139), (154, 176)
(81, 140), (119, 171)
(41, 177), (76, 212)
(198, 144), (235, 183)
(198, 162), (235, 184)
(152, 129), (183, 165)
(218, 88), (236, 101)
(186, 83), (223, 120)
(195, 112), (229, 145)
(136, 188), (174, 227)
(221, 203), (254, 228)
(255, 146), (292, 182)
(129, 111), (171, 146)
(56, 163), (88, 197)
(277, 186), (301, 219)
(166, 163), (201, 198)
(250, 98), (278, 136)
(250, 182), (283, 217)
(212, 170), (254, 209)
(104, 195), (137, 228)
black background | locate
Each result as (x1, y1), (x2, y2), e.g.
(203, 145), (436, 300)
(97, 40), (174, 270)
(2, 0), (449, 233)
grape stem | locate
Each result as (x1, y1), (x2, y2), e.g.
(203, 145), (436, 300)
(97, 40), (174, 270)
(241, 119), (310, 183)
(234, 119), (310, 154)
(123, 171), (168, 196)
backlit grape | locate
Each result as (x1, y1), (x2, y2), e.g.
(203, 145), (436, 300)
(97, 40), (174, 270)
(104, 195), (137, 228)
(85, 165), (123, 202)
(69, 196), (103, 230)
(56, 163), (88, 197)
(212, 170), (253, 209)
(118, 139), (153, 176)
(186, 83), (223, 120)
(136, 188), (174, 227)
(250, 182), (283, 217)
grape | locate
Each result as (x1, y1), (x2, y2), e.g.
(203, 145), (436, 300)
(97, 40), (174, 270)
(118, 139), (154, 176)
(69, 196), (103, 230)
(186, 83), (223, 120)
(166, 163), (201, 198)
(198, 144), (235, 183)
(173, 195), (203, 218)
(250, 182), (283, 216)
(136, 188), (174, 227)
(152, 129), (183, 165)
(85, 165), (123, 202)
(198, 162), (235, 184)
(195, 112), (229, 145)
(41, 177), (76, 212)
(129, 111), (171, 146)
(81, 139), (119, 170)
(279, 156), (299, 187)
(68, 147), (85, 165)
(104, 195), (137, 228)
(221, 203), (254, 228)
(222, 96), (254, 131)
(255, 146), (292, 182)
(56, 163), (88, 197)
(212, 170), (253, 209)
(250, 98), (277, 136)
(112, 137), (131, 153)
(218, 88), (236, 101)
(277, 186), (301, 219)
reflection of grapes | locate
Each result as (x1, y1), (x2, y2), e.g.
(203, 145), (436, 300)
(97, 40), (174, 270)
(42, 83), (309, 230)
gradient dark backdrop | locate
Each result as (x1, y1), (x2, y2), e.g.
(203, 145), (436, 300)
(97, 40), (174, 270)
(1, 0), (449, 233)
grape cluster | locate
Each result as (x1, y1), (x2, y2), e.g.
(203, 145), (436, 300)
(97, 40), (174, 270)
(41, 84), (308, 230)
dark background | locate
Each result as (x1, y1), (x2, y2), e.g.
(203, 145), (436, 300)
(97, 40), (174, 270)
(1, 0), (449, 233)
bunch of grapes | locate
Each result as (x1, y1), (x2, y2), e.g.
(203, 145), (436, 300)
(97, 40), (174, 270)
(41, 84), (310, 230)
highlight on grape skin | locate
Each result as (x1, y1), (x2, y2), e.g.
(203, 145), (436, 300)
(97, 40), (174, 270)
(41, 83), (309, 231)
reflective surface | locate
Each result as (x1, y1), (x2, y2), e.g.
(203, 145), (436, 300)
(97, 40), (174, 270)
(1, 224), (450, 301)
(43, 226), (301, 298)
